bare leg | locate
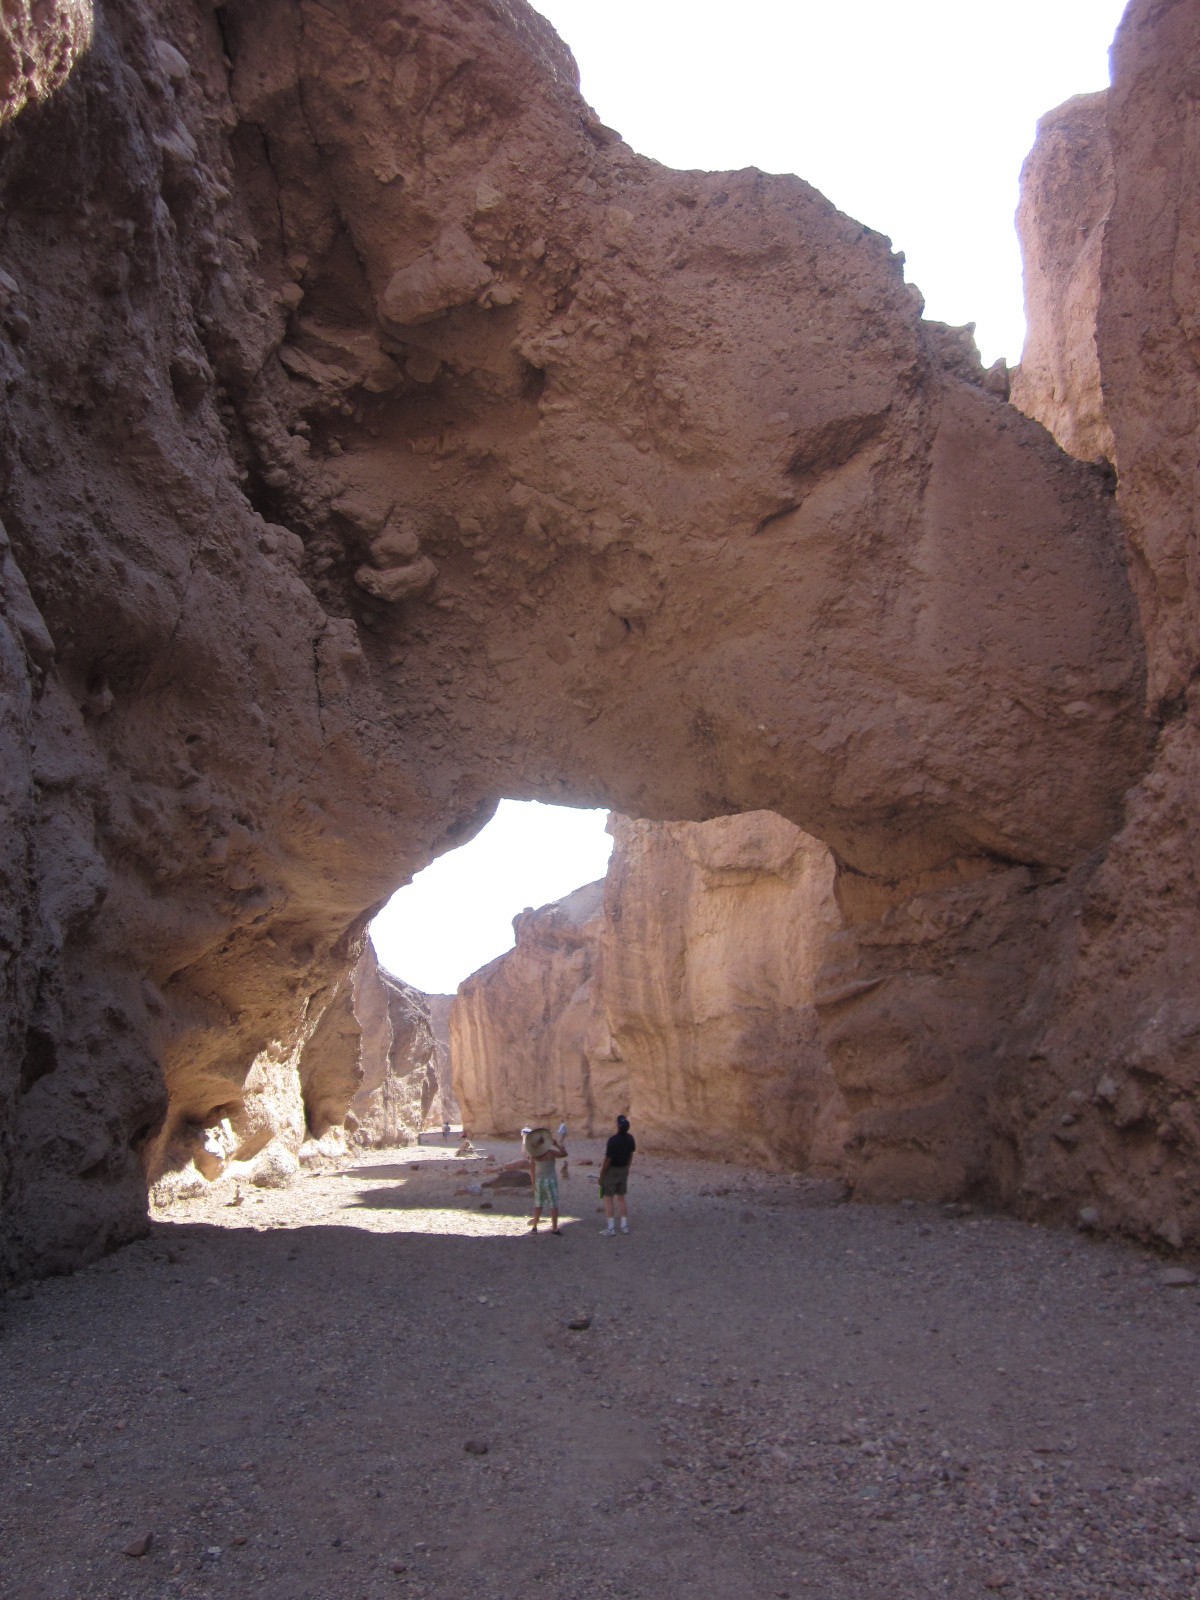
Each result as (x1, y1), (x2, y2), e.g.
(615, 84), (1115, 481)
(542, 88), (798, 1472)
(530, 1206), (541, 1231)
(550, 1206), (561, 1234)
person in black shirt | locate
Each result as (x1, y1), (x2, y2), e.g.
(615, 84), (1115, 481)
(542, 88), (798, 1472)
(599, 1114), (635, 1236)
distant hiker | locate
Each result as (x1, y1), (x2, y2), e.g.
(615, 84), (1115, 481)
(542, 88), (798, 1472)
(442, 1120), (451, 1142)
(523, 1126), (567, 1234)
(599, 1114), (635, 1236)
(557, 1120), (570, 1180)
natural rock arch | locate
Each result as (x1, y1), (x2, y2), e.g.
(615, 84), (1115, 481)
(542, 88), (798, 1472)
(0, 0), (1159, 1277)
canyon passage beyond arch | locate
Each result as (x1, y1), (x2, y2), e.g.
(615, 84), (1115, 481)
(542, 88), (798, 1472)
(0, 0), (1181, 1279)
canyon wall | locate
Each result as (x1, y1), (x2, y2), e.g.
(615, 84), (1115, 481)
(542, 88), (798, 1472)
(3, 0), (1200, 1275)
(350, 944), (441, 1146)
(1011, 91), (1114, 465)
(996, 0), (1200, 1248)
(595, 814), (846, 1169)
(150, 938), (443, 1197)
(452, 813), (1063, 1201)
(424, 993), (459, 1128)
(453, 880), (609, 1137)
(454, 815), (848, 1171)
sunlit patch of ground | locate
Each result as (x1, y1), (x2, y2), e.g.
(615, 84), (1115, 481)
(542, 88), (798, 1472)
(154, 1137), (603, 1239)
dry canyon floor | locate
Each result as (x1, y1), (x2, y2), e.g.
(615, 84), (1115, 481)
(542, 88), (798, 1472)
(2, 1140), (1199, 1600)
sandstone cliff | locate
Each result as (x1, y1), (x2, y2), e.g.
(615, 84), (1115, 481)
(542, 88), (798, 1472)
(424, 993), (459, 1128)
(1, 0), (1195, 1278)
(454, 815), (848, 1172)
(995, 3), (1200, 1248)
(453, 880), (608, 1137)
(1011, 91), (1114, 464)
(350, 943), (440, 1146)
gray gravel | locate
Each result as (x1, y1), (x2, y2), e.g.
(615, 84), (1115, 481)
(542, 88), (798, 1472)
(2, 1140), (1198, 1599)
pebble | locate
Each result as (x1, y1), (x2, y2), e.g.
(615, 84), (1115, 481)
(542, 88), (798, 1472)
(1160, 1268), (1198, 1288)
(122, 1533), (152, 1558)
(464, 1439), (489, 1455)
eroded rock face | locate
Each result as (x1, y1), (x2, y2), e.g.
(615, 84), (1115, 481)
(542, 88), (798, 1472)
(451, 815), (1064, 1203)
(454, 816), (849, 1172)
(992, 0), (1200, 1249)
(601, 815), (848, 1169)
(1011, 91), (1115, 465)
(453, 881), (607, 1138)
(0, 0), (1171, 1277)
(350, 943), (440, 1146)
(0, 2), (94, 127)
(424, 993), (459, 1129)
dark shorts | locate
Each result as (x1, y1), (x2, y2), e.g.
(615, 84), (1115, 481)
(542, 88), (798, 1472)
(600, 1166), (629, 1197)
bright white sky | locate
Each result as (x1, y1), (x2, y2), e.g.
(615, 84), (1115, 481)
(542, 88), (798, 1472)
(533, 0), (1128, 364)
(371, 801), (614, 991)
(371, 0), (1128, 991)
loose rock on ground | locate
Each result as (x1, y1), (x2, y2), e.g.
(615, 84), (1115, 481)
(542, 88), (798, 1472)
(2, 1139), (1198, 1599)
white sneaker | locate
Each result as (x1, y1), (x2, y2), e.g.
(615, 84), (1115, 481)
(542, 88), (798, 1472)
(601, 1225), (615, 1236)
(619, 1221), (630, 1234)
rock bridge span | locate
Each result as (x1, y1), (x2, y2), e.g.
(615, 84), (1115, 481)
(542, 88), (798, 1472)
(0, 0), (1178, 1278)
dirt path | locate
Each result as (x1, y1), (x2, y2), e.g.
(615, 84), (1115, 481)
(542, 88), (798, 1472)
(2, 1139), (1199, 1600)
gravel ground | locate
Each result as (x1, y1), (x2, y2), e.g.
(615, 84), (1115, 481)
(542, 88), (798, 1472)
(2, 1138), (1199, 1600)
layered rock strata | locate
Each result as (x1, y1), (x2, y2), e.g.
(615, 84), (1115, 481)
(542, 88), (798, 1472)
(453, 881), (609, 1138)
(0, 0), (1193, 1275)
(594, 815), (847, 1169)
(350, 943), (440, 1146)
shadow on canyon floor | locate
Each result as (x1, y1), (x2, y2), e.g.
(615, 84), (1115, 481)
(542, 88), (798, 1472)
(1, 1143), (1199, 1600)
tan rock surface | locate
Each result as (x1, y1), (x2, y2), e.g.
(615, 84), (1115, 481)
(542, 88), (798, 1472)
(1011, 91), (1115, 464)
(597, 815), (847, 1169)
(424, 992), (460, 1127)
(350, 943), (440, 1146)
(1099, 0), (1200, 712)
(986, 0), (1200, 1248)
(0, 0), (1175, 1277)
(455, 815), (848, 1171)
(453, 881), (608, 1138)
(0, 1), (93, 127)
(452, 814), (1070, 1206)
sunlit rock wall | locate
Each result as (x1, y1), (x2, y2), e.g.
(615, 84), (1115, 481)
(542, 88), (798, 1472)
(453, 815), (849, 1171)
(452, 882), (608, 1137)
(598, 814), (847, 1168)
(349, 942), (440, 1147)
(1011, 91), (1114, 464)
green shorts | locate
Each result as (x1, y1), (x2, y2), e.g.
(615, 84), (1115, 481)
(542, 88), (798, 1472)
(534, 1175), (559, 1210)
(600, 1167), (629, 1197)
